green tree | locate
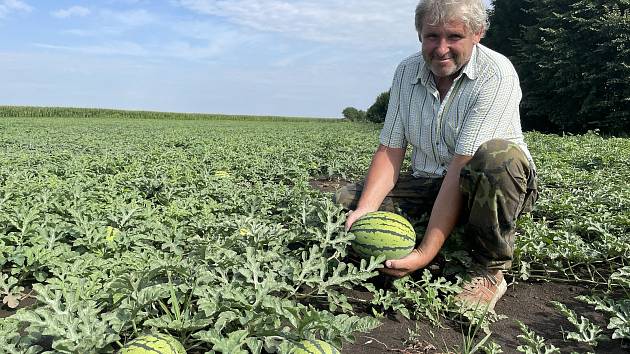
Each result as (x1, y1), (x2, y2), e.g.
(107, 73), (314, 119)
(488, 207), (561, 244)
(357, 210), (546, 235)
(341, 107), (366, 121)
(366, 91), (390, 123)
(485, 0), (553, 132)
(484, 0), (536, 59)
(514, 0), (630, 134)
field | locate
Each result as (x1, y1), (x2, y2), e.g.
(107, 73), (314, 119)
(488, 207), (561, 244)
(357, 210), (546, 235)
(0, 110), (628, 353)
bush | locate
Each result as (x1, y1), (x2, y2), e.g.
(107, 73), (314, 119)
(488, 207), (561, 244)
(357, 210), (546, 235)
(366, 91), (390, 123)
(341, 107), (366, 121)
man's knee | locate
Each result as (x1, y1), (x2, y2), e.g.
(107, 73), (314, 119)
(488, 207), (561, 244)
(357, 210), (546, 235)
(460, 139), (532, 217)
(333, 183), (362, 210)
(468, 139), (529, 174)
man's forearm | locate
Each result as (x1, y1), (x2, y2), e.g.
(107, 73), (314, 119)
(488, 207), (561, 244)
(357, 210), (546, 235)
(379, 154), (472, 277)
(355, 145), (406, 211)
(417, 155), (471, 260)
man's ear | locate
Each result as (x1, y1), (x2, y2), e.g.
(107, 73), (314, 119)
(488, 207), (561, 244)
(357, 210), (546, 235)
(475, 27), (486, 43)
(473, 29), (484, 44)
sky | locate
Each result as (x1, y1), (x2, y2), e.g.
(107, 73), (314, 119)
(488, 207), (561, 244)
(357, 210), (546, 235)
(0, 0), (492, 118)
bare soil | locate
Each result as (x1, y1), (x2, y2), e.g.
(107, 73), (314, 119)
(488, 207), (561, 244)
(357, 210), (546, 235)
(341, 280), (628, 354)
(309, 177), (354, 194)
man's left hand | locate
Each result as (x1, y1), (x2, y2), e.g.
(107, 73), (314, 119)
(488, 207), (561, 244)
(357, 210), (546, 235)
(379, 248), (431, 278)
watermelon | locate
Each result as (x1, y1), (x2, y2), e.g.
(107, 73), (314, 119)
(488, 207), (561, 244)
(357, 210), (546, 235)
(214, 170), (231, 178)
(349, 211), (416, 260)
(119, 333), (186, 354)
(291, 339), (341, 354)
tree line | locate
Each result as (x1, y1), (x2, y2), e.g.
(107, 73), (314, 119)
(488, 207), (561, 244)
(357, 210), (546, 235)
(344, 0), (629, 135)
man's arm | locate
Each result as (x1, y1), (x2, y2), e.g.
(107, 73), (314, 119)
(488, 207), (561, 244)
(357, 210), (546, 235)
(345, 144), (406, 230)
(380, 153), (472, 277)
(347, 59), (408, 229)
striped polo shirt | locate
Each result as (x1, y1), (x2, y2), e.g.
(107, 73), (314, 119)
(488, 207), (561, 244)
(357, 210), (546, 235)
(380, 43), (533, 178)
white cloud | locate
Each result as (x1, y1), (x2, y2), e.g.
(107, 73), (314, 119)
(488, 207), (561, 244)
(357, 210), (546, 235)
(62, 29), (94, 37)
(100, 8), (156, 27)
(0, 0), (32, 18)
(106, 0), (147, 4)
(54, 9), (158, 37)
(161, 41), (227, 61)
(271, 48), (320, 68)
(34, 41), (149, 57)
(175, 0), (418, 47)
(52, 6), (91, 19)
(170, 20), (240, 41)
(33, 35), (239, 61)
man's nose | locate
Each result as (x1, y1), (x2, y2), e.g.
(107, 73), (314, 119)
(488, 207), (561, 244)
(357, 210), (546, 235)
(435, 38), (449, 55)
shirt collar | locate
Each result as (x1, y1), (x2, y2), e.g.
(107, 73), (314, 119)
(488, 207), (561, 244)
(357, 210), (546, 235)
(416, 44), (480, 85)
(462, 44), (479, 80)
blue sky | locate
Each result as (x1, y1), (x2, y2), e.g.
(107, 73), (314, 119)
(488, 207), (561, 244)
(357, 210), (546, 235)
(1, 0), (492, 118)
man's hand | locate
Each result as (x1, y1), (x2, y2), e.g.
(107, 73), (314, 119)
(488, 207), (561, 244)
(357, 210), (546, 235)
(379, 248), (432, 278)
(344, 208), (373, 231)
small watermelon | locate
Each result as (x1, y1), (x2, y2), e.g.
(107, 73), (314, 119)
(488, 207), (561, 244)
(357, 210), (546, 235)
(119, 333), (186, 354)
(214, 170), (231, 178)
(349, 211), (416, 260)
(291, 339), (341, 354)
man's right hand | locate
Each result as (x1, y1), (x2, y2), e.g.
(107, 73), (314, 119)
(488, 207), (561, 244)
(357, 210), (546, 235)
(344, 208), (373, 231)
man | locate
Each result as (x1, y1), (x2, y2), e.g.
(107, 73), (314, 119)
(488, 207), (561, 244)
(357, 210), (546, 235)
(335, 0), (538, 311)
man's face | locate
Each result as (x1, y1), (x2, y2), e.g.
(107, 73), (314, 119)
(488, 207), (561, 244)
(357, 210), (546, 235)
(420, 19), (482, 79)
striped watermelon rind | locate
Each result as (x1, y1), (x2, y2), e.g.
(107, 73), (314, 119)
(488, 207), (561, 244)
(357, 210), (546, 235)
(119, 333), (186, 354)
(291, 339), (341, 354)
(350, 211), (416, 260)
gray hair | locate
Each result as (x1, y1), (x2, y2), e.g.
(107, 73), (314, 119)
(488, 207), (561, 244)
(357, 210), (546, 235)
(414, 0), (489, 36)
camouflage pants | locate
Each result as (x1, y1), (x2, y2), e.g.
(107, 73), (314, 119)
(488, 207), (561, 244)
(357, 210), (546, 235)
(333, 139), (538, 270)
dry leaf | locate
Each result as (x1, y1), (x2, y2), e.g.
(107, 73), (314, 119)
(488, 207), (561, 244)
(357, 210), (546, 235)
(3, 294), (19, 309)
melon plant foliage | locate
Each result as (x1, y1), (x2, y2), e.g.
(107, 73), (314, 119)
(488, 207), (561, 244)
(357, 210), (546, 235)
(486, 0), (630, 134)
(0, 111), (629, 352)
(0, 117), (385, 353)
